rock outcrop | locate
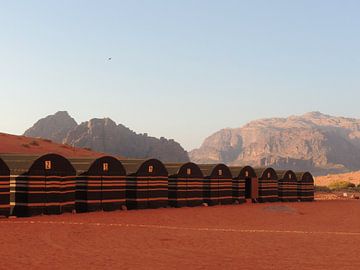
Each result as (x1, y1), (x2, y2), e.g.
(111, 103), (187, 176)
(190, 112), (360, 175)
(24, 111), (77, 143)
(24, 112), (189, 162)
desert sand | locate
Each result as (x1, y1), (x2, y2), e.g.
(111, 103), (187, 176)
(0, 200), (359, 270)
(0, 132), (104, 158)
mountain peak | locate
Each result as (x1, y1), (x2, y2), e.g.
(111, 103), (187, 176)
(54, 111), (71, 117)
(302, 111), (330, 118)
(24, 111), (78, 143)
(23, 112), (189, 162)
(190, 112), (360, 175)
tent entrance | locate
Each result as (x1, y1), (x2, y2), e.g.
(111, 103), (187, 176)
(245, 177), (259, 201)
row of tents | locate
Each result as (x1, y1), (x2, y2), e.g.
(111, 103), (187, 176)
(0, 153), (314, 217)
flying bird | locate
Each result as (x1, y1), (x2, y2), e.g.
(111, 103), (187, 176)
(108, 57), (112, 61)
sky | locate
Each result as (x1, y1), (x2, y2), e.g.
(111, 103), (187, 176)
(0, 0), (360, 151)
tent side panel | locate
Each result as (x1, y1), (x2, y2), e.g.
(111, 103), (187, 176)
(14, 175), (45, 217)
(101, 175), (126, 211)
(75, 175), (90, 212)
(79, 175), (102, 212)
(232, 178), (245, 204)
(126, 176), (148, 210)
(300, 182), (314, 201)
(0, 175), (10, 216)
(279, 180), (298, 202)
(258, 179), (278, 202)
(61, 175), (76, 213)
(168, 177), (186, 208)
(187, 177), (204, 207)
(44, 175), (61, 215)
(218, 178), (233, 205)
(148, 176), (168, 209)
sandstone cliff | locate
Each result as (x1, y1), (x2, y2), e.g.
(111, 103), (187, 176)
(190, 112), (360, 175)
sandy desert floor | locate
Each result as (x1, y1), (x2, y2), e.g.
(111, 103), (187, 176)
(0, 200), (359, 270)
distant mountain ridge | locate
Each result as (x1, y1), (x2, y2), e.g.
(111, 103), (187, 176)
(190, 112), (360, 175)
(24, 111), (189, 162)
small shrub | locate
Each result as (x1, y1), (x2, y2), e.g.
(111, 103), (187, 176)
(42, 139), (52, 143)
(328, 181), (356, 191)
(315, 186), (331, 192)
(21, 144), (30, 148)
(84, 147), (92, 151)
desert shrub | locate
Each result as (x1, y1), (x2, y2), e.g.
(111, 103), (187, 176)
(328, 181), (356, 190)
(42, 139), (52, 143)
(84, 147), (92, 151)
(21, 144), (30, 148)
(315, 186), (331, 192)
(29, 140), (40, 146)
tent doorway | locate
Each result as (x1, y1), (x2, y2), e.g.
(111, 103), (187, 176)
(245, 177), (252, 199)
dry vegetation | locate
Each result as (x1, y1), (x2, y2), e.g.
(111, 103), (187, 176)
(316, 171), (360, 187)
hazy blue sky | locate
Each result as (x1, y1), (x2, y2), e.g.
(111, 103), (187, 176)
(1, 0), (359, 150)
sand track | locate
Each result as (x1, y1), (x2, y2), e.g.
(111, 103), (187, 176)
(1, 201), (359, 270)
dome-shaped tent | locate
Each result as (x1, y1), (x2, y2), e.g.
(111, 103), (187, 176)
(277, 170), (298, 202)
(1, 154), (76, 217)
(296, 172), (314, 201)
(167, 162), (204, 207)
(254, 167), (279, 203)
(71, 156), (127, 212)
(123, 159), (168, 209)
(199, 164), (233, 206)
(231, 166), (258, 203)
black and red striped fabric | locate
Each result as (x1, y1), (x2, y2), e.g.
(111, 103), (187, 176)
(124, 159), (168, 210)
(167, 162), (204, 207)
(255, 168), (279, 203)
(296, 172), (314, 201)
(200, 164), (233, 206)
(232, 166), (258, 203)
(0, 158), (10, 217)
(277, 170), (298, 202)
(3, 154), (77, 217)
(72, 156), (127, 213)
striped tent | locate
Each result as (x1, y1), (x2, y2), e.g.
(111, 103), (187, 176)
(199, 164), (233, 206)
(231, 166), (258, 203)
(255, 168), (279, 203)
(1, 154), (76, 217)
(123, 159), (168, 210)
(296, 172), (314, 201)
(277, 170), (298, 202)
(0, 157), (10, 216)
(71, 156), (126, 213)
(167, 162), (204, 208)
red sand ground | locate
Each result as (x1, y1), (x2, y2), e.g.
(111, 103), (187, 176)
(0, 132), (105, 158)
(1, 200), (359, 270)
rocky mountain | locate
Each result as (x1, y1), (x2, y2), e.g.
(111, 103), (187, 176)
(24, 111), (77, 143)
(24, 112), (189, 163)
(190, 112), (360, 175)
